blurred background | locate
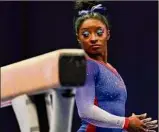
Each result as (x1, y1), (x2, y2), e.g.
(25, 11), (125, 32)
(0, 1), (158, 132)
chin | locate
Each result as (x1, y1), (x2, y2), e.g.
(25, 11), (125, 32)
(91, 48), (103, 54)
(86, 48), (103, 56)
(88, 51), (103, 56)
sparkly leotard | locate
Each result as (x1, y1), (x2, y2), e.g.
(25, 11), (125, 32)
(75, 58), (127, 132)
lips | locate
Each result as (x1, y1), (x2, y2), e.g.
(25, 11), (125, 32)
(91, 44), (102, 48)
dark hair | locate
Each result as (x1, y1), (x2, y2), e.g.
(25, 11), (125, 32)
(74, 0), (110, 34)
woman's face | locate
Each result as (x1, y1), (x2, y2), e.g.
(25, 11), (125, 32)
(77, 18), (110, 55)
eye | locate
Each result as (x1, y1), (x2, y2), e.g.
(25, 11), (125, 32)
(96, 28), (104, 36)
(82, 31), (90, 38)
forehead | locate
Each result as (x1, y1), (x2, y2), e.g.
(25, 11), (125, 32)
(80, 18), (106, 30)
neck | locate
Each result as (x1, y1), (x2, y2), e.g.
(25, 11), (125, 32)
(87, 50), (107, 63)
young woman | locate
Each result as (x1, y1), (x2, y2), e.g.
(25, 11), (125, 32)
(74, 1), (158, 132)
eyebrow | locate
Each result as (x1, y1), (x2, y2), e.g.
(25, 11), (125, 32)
(80, 28), (89, 31)
(80, 27), (103, 31)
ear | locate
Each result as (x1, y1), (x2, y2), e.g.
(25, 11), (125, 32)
(106, 29), (110, 40)
(76, 33), (81, 44)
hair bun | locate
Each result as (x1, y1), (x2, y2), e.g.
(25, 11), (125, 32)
(74, 0), (99, 11)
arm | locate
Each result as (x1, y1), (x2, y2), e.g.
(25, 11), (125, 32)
(75, 60), (127, 129)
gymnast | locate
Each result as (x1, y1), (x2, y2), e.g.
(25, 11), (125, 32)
(74, 1), (158, 132)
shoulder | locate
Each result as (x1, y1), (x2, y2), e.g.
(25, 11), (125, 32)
(86, 58), (99, 70)
(86, 59), (100, 76)
(87, 58), (98, 66)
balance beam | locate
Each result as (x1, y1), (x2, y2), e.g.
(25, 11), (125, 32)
(1, 49), (86, 103)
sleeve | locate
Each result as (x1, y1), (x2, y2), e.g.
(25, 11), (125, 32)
(75, 60), (126, 129)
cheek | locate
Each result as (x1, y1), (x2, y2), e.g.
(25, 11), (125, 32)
(79, 38), (90, 48)
(81, 41), (90, 50)
(99, 35), (107, 44)
(101, 32), (109, 43)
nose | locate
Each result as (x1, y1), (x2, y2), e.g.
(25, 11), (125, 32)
(90, 34), (97, 44)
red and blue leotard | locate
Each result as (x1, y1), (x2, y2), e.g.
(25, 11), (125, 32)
(75, 58), (127, 132)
